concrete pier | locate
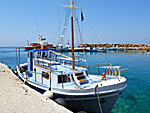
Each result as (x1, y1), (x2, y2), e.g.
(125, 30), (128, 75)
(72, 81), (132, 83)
(0, 63), (72, 113)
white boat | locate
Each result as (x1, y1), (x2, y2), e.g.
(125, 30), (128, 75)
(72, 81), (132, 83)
(85, 47), (97, 52)
(16, 1), (127, 113)
(56, 43), (68, 52)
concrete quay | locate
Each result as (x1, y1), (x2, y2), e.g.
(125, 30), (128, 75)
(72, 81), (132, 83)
(0, 63), (72, 113)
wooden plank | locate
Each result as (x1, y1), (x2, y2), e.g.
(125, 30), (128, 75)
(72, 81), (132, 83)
(79, 79), (87, 82)
(77, 75), (84, 77)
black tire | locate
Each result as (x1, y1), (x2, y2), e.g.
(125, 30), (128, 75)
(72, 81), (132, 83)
(55, 98), (68, 108)
(24, 81), (28, 85)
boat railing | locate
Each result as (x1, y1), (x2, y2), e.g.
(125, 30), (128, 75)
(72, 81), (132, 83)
(23, 69), (73, 89)
(87, 63), (122, 76)
(49, 50), (87, 67)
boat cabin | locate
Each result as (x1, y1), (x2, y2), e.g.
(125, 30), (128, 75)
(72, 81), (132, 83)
(23, 49), (90, 90)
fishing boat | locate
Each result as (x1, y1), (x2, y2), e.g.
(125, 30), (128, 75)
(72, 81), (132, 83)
(16, 1), (127, 113)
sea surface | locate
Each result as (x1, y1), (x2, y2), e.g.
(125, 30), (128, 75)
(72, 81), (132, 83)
(0, 47), (150, 113)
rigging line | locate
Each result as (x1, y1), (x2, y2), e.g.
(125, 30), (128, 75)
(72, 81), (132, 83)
(56, 5), (66, 44)
(86, 19), (101, 43)
(59, 8), (71, 44)
(73, 2), (87, 67)
(75, 19), (80, 46)
(74, 18), (78, 45)
(75, 18), (83, 44)
(85, 17), (112, 64)
(74, 6), (78, 46)
(84, 23), (93, 43)
(74, 7), (83, 45)
(75, 20), (88, 67)
(53, 0), (62, 44)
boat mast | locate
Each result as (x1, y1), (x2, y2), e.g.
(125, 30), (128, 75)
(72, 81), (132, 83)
(71, 0), (75, 70)
(61, 0), (78, 70)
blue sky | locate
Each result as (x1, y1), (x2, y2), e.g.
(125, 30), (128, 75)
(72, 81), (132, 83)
(0, 0), (150, 47)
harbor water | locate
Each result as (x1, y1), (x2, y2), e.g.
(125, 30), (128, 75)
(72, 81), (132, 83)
(0, 47), (150, 113)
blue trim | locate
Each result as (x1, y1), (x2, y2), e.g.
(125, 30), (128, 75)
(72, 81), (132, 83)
(26, 71), (33, 77)
(25, 49), (56, 52)
(80, 80), (89, 85)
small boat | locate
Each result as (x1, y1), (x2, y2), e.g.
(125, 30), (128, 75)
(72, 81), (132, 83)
(25, 37), (53, 50)
(16, 1), (127, 113)
(85, 47), (97, 52)
(56, 43), (68, 52)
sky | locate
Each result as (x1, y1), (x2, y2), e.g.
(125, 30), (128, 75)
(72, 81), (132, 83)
(0, 0), (150, 47)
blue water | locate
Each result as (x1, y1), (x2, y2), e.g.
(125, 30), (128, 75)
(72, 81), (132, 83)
(0, 47), (27, 70)
(0, 47), (150, 113)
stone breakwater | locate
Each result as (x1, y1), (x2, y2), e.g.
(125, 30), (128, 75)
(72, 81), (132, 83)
(79, 43), (150, 50)
(0, 63), (72, 113)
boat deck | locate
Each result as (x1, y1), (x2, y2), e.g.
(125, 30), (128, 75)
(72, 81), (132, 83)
(34, 59), (87, 75)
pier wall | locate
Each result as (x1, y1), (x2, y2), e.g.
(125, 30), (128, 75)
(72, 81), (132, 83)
(79, 43), (150, 50)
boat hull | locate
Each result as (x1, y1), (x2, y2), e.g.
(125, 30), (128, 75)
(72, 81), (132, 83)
(67, 94), (119, 113)
(54, 90), (121, 113)
(17, 64), (126, 113)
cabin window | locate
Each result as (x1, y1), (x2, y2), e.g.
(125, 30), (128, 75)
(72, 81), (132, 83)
(48, 51), (51, 59)
(58, 75), (71, 84)
(42, 51), (48, 58)
(85, 71), (89, 76)
(42, 71), (49, 80)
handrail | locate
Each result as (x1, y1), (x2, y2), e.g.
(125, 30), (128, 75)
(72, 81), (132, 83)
(88, 63), (112, 68)
(49, 50), (72, 60)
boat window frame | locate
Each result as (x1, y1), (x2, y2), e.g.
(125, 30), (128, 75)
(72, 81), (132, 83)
(42, 71), (49, 80)
(58, 74), (71, 84)
(42, 51), (48, 59)
(85, 71), (89, 77)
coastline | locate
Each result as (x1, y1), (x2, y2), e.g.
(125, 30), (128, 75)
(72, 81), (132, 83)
(79, 43), (150, 50)
(0, 63), (72, 113)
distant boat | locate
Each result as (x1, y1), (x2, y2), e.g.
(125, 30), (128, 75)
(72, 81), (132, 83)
(56, 43), (68, 52)
(85, 47), (97, 52)
(16, 0), (127, 113)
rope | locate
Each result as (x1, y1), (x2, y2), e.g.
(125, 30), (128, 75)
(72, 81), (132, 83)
(95, 84), (103, 113)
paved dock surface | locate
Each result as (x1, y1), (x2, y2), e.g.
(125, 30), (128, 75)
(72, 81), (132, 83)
(0, 63), (72, 113)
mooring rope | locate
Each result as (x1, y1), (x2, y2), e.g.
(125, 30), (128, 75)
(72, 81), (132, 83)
(95, 84), (103, 113)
